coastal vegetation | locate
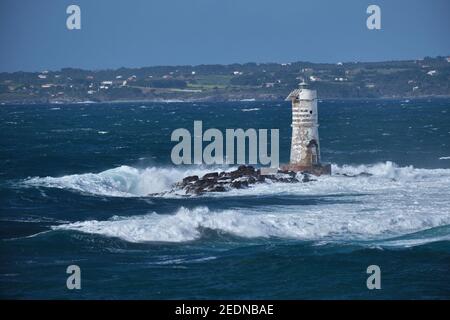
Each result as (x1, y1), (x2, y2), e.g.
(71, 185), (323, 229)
(1, 56), (449, 104)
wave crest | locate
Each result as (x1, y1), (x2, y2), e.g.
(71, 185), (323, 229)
(53, 205), (450, 244)
(22, 161), (450, 198)
(23, 165), (215, 197)
(332, 161), (449, 180)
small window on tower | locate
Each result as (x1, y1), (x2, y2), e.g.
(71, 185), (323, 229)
(310, 110), (313, 114)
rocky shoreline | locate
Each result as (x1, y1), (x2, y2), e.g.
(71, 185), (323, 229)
(173, 165), (315, 195)
(164, 165), (375, 195)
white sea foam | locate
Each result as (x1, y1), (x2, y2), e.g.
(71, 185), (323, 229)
(23, 161), (450, 199)
(26, 161), (450, 245)
(222, 161), (450, 198)
(24, 165), (220, 197)
(53, 203), (450, 244)
(377, 235), (450, 248)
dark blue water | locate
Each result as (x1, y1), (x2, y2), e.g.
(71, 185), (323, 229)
(1, 99), (450, 299)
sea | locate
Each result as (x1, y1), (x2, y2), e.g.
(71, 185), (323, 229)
(1, 98), (449, 299)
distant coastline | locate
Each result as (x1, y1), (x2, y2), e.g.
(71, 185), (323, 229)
(1, 56), (449, 105)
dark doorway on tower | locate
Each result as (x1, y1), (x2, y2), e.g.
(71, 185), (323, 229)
(306, 139), (319, 165)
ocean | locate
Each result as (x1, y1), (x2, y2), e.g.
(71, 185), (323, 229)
(1, 99), (449, 299)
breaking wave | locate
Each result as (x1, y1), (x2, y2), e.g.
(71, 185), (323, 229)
(53, 205), (450, 245)
(22, 165), (218, 197)
(332, 161), (450, 180)
(24, 161), (450, 246)
(22, 161), (450, 198)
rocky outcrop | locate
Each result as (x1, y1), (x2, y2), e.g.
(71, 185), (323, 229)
(174, 165), (314, 195)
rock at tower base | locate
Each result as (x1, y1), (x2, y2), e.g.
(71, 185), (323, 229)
(280, 163), (331, 176)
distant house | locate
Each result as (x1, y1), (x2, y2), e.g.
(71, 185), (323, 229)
(101, 81), (113, 85)
(427, 70), (437, 76)
(233, 71), (243, 75)
(264, 82), (275, 88)
(38, 74), (47, 79)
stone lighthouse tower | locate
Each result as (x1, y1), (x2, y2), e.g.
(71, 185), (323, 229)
(282, 82), (331, 175)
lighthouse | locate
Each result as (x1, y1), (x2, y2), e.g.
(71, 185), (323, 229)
(282, 82), (331, 175)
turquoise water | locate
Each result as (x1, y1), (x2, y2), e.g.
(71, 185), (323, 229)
(1, 99), (450, 299)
